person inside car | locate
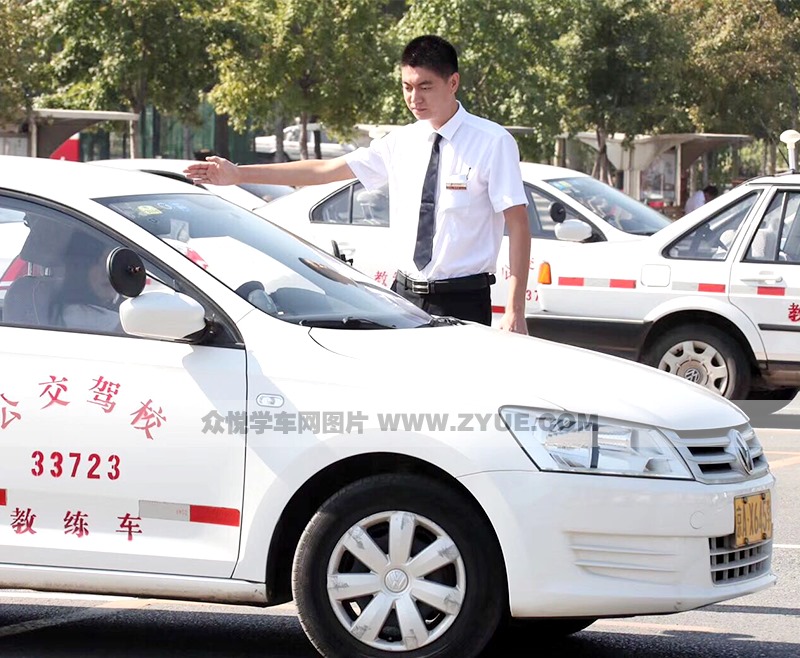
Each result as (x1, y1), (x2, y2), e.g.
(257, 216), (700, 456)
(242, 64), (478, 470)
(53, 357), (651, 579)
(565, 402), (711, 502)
(56, 238), (122, 334)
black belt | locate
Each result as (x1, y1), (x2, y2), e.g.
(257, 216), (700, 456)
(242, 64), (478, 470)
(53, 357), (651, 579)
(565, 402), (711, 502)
(395, 270), (496, 295)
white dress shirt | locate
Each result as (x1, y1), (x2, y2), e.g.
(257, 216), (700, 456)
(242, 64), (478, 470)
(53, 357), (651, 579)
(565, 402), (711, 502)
(684, 189), (706, 214)
(345, 103), (527, 281)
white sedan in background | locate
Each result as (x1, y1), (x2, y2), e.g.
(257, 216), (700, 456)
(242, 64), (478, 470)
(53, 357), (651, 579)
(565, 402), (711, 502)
(0, 155), (775, 658)
(531, 169), (800, 411)
(255, 163), (672, 319)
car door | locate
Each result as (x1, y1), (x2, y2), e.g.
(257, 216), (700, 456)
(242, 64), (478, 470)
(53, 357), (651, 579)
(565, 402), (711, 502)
(0, 195), (246, 578)
(493, 182), (607, 319)
(729, 188), (800, 362)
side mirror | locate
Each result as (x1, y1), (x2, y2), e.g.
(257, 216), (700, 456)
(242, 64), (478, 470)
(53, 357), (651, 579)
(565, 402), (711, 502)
(555, 219), (594, 243)
(331, 239), (353, 266)
(549, 201), (567, 223)
(120, 292), (206, 340)
(108, 247), (147, 298)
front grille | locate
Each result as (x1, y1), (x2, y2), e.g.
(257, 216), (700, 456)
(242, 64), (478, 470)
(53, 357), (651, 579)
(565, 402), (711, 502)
(709, 535), (772, 584)
(668, 424), (769, 483)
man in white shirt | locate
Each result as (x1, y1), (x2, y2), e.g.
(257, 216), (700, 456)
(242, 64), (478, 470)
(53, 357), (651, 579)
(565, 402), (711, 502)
(684, 184), (719, 214)
(185, 35), (530, 333)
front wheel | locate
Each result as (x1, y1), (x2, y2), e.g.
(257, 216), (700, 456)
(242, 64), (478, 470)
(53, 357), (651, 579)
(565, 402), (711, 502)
(292, 474), (505, 658)
(644, 324), (751, 400)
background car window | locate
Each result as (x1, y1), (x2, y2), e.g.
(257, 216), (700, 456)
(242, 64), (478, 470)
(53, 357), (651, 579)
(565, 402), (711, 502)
(746, 191), (800, 263)
(311, 182), (389, 226)
(504, 184), (594, 240)
(548, 176), (671, 236)
(0, 197), (185, 336)
(666, 193), (758, 261)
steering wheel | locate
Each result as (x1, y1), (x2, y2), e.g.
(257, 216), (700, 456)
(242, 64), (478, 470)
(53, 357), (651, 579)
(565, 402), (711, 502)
(235, 280), (280, 316)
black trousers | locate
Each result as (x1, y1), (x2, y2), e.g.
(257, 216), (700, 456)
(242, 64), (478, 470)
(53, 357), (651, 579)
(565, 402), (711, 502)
(391, 280), (493, 326)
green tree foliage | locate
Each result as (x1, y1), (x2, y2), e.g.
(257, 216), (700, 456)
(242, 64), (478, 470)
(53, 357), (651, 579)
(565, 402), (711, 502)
(385, 0), (566, 161)
(34, 0), (225, 153)
(556, 0), (689, 182)
(0, 0), (47, 124)
(671, 0), (799, 144)
(209, 0), (392, 159)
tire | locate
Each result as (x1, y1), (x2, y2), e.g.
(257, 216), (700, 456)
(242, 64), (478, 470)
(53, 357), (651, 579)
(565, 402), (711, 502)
(644, 324), (751, 400)
(292, 474), (505, 658)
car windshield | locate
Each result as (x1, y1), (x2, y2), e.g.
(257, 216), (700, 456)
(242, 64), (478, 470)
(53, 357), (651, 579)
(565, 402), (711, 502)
(97, 193), (431, 329)
(548, 176), (671, 235)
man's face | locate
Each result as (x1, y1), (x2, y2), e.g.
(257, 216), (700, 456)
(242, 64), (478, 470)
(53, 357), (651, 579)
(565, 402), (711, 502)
(401, 65), (459, 126)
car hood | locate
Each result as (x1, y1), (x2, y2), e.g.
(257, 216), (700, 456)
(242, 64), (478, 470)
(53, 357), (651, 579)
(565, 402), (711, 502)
(308, 324), (748, 432)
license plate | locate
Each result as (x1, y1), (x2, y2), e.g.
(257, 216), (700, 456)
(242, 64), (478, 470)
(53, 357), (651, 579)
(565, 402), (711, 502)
(734, 491), (772, 548)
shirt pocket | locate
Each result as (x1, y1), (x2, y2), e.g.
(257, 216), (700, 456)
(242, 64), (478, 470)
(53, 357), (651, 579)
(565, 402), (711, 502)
(440, 174), (471, 213)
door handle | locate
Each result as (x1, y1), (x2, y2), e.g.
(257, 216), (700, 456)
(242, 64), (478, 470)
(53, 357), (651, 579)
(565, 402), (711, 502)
(741, 273), (783, 284)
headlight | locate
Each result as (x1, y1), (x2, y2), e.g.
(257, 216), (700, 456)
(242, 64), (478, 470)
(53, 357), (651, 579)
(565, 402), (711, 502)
(500, 406), (693, 479)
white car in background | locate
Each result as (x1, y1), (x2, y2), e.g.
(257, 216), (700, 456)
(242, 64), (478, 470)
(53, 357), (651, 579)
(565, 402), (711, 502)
(255, 124), (357, 161)
(0, 155), (775, 658)
(254, 163), (672, 319)
(530, 169), (800, 411)
(90, 158), (295, 211)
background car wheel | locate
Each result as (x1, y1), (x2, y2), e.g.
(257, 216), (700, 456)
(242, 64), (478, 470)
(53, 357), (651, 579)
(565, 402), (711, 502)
(645, 324), (751, 400)
(292, 474), (505, 658)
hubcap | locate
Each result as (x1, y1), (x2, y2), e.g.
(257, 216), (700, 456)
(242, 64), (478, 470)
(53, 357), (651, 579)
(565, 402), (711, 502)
(658, 339), (729, 394)
(326, 510), (466, 652)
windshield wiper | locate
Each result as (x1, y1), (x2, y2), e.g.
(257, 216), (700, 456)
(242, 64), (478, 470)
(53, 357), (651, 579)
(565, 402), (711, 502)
(418, 316), (465, 327)
(298, 316), (396, 329)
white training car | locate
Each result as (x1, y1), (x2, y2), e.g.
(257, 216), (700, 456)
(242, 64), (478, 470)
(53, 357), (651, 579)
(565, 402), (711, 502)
(531, 166), (800, 410)
(0, 155), (774, 658)
(90, 157), (295, 212)
(254, 163), (671, 318)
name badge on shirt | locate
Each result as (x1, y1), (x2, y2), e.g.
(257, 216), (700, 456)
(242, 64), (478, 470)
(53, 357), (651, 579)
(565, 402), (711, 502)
(445, 174), (468, 191)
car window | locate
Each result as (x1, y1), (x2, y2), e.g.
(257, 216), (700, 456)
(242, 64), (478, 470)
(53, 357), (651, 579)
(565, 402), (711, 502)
(547, 176), (671, 236)
(745, 191), (800, 263)
(508, 183), (592, 240)
(666, 193), (759, 261)
(311, 182), (389, 227)
(0, 196), (194, 336)
(98, 192), (429, 328)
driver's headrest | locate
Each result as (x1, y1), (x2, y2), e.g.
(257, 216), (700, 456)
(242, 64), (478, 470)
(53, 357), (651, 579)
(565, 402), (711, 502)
(19, 214), (77, 267)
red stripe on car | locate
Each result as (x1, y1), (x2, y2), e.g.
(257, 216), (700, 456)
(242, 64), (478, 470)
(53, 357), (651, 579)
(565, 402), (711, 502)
(189, 505), (241, 527)
(609, 279), (636, 289)
(559, 277), (585, 287)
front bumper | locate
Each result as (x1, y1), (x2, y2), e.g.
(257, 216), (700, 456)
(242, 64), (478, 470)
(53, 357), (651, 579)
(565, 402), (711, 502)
(460, 470), (776, 618)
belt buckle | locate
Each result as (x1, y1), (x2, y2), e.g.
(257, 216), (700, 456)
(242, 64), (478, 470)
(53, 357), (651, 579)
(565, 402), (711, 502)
(412, 279), (430, 294)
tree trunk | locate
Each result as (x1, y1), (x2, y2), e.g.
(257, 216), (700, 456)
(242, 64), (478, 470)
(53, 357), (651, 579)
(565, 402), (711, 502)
(299, 111), (309, 160)
(275, 116), (286, 162)
(214, 113), (229, 159)
(593, 127), (613, 185)
(310, 114), (322, 159)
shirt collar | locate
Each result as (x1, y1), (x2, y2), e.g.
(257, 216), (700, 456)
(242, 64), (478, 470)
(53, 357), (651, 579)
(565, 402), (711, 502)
(419, 102), (467, 143)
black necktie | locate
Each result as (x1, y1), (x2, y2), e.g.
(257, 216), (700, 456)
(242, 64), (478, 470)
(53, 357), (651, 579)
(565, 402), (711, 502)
(414, 133), (442, 270)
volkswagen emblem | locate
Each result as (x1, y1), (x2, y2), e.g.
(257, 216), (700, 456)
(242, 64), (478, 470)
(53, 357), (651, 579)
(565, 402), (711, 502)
(729, 429), (754, 474)
(684, 368), (701, 383)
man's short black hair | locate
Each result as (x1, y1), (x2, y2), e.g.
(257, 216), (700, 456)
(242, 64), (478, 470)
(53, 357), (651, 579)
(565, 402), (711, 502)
(703, 184), (719, 197)
(401, 35), (458, 79)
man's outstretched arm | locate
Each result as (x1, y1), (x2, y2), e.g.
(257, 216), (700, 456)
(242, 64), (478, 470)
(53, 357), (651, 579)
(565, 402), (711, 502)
(184, 155), (356, 188)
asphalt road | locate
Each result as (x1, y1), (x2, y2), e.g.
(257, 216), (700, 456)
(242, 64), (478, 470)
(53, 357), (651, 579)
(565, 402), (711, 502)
(0, 423), (797, 658)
